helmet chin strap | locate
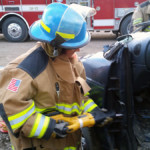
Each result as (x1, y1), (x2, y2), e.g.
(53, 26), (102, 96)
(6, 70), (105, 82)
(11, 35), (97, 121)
(50, 34), (66, 56)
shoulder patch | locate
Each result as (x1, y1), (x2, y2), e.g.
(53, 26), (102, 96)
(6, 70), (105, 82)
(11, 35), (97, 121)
(17, 47), (49, 79)
(140, 1), (149, 8)
(7, 78), (22, 92)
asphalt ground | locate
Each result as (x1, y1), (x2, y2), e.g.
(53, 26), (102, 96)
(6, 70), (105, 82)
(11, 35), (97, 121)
(0, 31), (116, 67)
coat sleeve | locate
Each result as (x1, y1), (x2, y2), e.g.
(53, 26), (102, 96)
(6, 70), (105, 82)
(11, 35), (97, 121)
(0, 67), (56, 140)
(132, 6), (143, 31)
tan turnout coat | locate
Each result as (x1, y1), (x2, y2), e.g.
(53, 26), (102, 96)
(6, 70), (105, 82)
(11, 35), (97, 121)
(0, 43), (92, 150)
(132, 0), (150, 31)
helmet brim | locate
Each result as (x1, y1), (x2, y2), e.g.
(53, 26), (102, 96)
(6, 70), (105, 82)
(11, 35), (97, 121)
(61, 31), (91, 49)
(29, 20), (54, 43)
(29, 20), (91, 49)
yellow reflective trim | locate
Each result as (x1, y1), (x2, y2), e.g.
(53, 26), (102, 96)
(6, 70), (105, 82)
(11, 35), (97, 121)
(84, 99), (98, 112)
(56, 31), (75, 39)
(56, 101), (84, 115)
(11, 109), (36, 130)
(59, 108), (81, 115)
(8, 101), (35, 121)
(35, 107), (45, 112)
(64, 147), (76, 150)
(145, 29), (150, 31)
(12, 145), (15, 150)
(37, 116), (50, 138)
(133, 18), (142, 25)
(56, 100), (84, 109)
(84, 92), (90, 96)
(41, 20), (51, 33)
(35, 106), (56, 113)
(28, 113), (42, 138)
(144, 26), (150, 31)
(84, 99), (94, 107)
(57, 102), (80, 108)
(86, 104), (97, 112)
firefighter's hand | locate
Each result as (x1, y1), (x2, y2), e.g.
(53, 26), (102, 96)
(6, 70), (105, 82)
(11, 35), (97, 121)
(90, 107), (115, 127)
(53, 121), (68, 138)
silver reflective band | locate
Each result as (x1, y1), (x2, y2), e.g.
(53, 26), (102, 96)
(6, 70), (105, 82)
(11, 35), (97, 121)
(84, 101), (95, 112)
(78, 118), (83, 128)
(33, 115), (45, 137)
(9, 105), (35, 128)
(56, 105), (81, 112)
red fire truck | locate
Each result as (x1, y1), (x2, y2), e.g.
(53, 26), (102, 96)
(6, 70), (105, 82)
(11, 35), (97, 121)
(0, 0), (146, 42)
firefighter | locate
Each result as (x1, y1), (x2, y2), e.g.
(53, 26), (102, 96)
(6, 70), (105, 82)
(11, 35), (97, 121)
(132, 0), (150, 32)
(0, 3), (112, 150)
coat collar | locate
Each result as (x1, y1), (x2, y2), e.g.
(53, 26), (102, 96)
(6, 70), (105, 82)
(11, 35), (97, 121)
(52, 54), (91, 94)
(52, 54), (77, 83)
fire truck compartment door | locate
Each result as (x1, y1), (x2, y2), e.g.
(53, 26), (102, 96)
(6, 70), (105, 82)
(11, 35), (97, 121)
(2, 0), (20, 12)
(93, 0), (115, 30)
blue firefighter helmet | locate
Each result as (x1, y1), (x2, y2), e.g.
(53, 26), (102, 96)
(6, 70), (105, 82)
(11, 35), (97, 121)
(29, 3), (91, 49)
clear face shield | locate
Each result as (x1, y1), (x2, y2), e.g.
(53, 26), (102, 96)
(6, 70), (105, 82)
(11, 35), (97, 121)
(56, 4), (96, 42)
(69, 3), (96, 18)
